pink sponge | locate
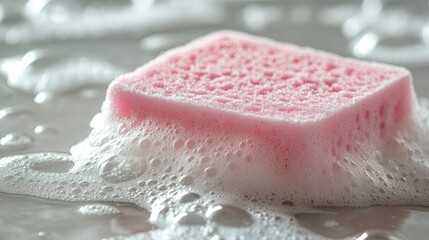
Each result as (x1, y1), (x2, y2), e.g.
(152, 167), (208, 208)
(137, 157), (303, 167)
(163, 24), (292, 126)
(106, 31), (415, 169)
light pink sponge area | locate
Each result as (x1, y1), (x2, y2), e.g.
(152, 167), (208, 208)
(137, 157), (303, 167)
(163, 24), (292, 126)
(106, 31), (416, 169)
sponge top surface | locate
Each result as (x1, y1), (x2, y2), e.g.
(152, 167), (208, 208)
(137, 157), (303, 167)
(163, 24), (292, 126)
(116, 31), (409, 123)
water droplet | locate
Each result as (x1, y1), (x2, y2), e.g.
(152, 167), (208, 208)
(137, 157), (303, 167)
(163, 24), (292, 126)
(29, 157), (75, 173)
(34, 125), (58, 137)
(206, 204), (253, 227)
(0, 133), (33, 149)
(150, 158), (161, 167)
(78, 204), (120, 216)
(37, 231), (48, 237)
(146, 179), (157, 186)
(71, 188), (81, 194)
(102, 186), (114, 192)
(138, 180), (146, 187)
(0, 107), (34, 121)
(178, 192), (201, 203)
(34, 92), (55, 104)
(157, 184), (167, 191)
(179, 175), (194, 186)
(117, 123), (128, 134)
(176, 212), (206, 226)
(20, 50), (62, 73)
(98, 154), (147, 183)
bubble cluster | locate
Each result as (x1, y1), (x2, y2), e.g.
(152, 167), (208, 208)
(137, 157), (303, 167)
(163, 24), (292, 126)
(206, 204), (254, 227)
(0, 132), (33, 149)
(1, 96), (429, 239)
(78, 204), (121, 216)
(1, 50), (124, 95)
(98, 153), (147, 183)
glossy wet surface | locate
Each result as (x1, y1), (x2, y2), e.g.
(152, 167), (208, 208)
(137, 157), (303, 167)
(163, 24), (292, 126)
(0, 192), (153, 240)
(2, 0), (429, 239)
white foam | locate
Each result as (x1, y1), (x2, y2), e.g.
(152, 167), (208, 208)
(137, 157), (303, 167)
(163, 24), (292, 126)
(79, 106), (429, 207)
(2, 99), (429, 239)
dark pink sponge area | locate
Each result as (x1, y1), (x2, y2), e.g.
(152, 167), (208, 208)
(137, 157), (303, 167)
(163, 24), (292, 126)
(106, 31), (416, 168)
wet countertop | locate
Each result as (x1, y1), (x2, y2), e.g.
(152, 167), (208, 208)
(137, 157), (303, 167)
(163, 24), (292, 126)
(1, 0), (429, 239)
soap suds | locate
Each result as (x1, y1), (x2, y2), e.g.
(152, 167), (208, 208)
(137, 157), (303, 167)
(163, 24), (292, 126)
(1, 102), (429, 239)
